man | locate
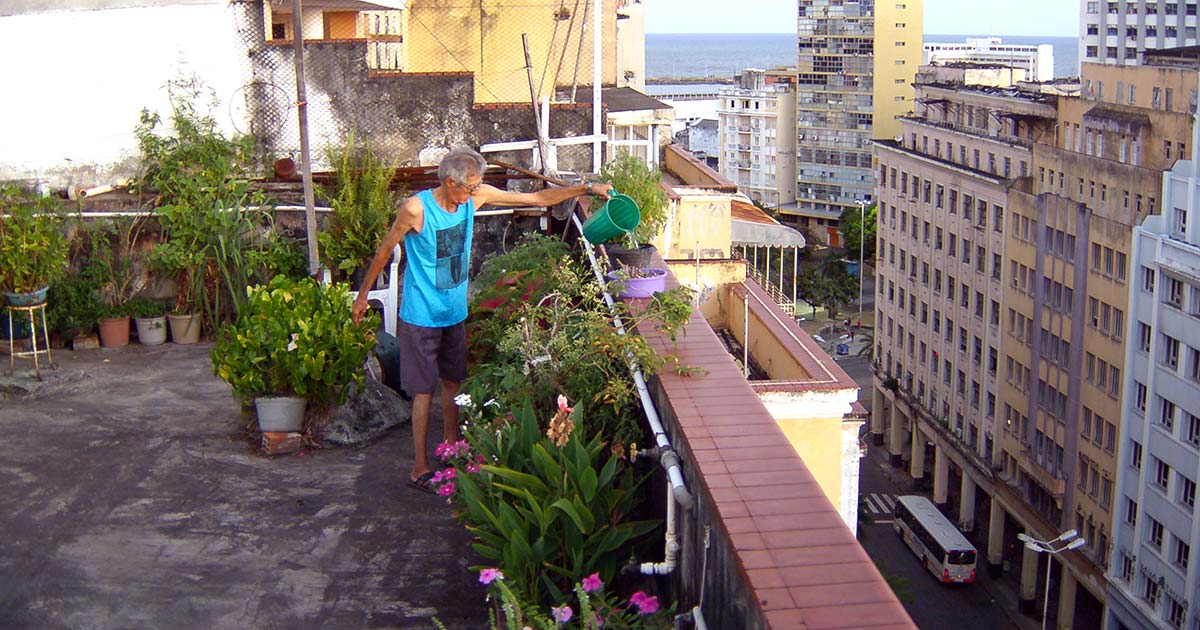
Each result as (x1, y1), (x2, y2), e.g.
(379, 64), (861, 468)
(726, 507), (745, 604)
(351, 148), (612, 493)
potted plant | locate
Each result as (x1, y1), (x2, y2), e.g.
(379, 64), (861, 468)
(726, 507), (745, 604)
(597, 153), (669, 268)
(605, 263), (668, 299)
(88, 219), (142, 348)
(127, 296), (168, 345)
(0, 185), (70, 306)
(317, 134), (399, 284)
(210, 276), (378, 434)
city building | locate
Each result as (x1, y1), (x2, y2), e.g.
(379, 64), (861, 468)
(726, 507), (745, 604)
(924, 37), (1055, 82)
(1079, 0), (1200, 67)
(872, 51), (1196, 628)
(1107, 93), (1200, 630)
(784, 0), (922, 242)
(716, 68), (798, 209)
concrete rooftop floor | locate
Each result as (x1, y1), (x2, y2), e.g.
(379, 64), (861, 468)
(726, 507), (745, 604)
(0, 342), (490, 629)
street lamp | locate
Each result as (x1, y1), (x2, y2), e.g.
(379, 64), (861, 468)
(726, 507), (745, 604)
(855, 197), (868, 330)
(1017, 529), (1086, 630)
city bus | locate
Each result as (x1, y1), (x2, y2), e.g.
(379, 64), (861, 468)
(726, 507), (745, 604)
(893, 495), (977, 583)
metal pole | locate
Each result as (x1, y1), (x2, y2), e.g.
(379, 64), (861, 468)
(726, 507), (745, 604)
(1041, 552), (1052, 630)
(522, 34), (549, 172)
(592, 0), (602, 169)
(743, 291), (750, 378)
(291, 0), (320, 276)
(859, 201), (865, 327)
(792, 246), (798, 311)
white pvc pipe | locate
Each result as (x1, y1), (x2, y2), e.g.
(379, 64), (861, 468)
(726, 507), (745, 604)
(640, 478), (679, 575)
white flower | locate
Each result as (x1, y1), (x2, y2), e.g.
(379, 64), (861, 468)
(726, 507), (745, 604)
(286, 333), (299, 352)
(454, 393), (473, 408)
(484, 398), (499, 407)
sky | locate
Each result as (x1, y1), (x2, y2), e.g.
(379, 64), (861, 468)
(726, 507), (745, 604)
(643, 0), (1078, 37)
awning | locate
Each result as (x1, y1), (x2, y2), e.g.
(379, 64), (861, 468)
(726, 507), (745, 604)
(731, 198), (807, 248)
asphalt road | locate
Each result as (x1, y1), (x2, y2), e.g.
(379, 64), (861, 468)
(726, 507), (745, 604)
(858, 446), (1032, 630)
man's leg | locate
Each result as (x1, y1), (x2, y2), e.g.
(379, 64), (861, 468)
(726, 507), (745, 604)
(410, 393), (433, 481)
(440, 379), (460, 445)
(398, 320), (439, 484)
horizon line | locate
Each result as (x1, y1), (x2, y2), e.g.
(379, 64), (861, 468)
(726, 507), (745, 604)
(645, 31), (1077, 38)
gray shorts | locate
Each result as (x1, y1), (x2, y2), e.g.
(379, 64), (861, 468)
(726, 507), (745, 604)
(397, 320), (468, 395)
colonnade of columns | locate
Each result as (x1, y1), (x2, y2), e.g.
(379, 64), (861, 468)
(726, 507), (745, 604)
(869, 385), (1084, 629)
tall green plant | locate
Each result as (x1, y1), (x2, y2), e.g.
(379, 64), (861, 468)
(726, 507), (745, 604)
(0, 185), (70, 294)
(135, 75), (282, 329)
(318, 135), (399, 280)
(597, 154), (668, 246)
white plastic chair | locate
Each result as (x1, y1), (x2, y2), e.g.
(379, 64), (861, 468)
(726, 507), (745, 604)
(366, 244), (402, 337)
(323, 243), (401, 337)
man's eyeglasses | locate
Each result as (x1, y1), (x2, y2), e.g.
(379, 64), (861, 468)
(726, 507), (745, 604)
(456, 179), (483, 195)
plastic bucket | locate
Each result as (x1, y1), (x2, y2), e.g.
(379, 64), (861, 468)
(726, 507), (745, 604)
(581, 192), (640, 244)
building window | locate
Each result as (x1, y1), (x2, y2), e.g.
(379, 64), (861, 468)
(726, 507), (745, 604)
(1126, 497), (1138, 526)
(1149, 517), (1165, 550)
(1155, 457), (1171, 491)
(1181, 476), (1197, 509)
(1175, 537), (1191, 570)
(1160, 398), (1177, 431)
(1162, 334), (1181, 368)
(1143, 266), (1156, 292)
(1131, 439), (1143, 470)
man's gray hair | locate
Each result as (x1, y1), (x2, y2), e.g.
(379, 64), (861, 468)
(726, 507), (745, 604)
(438, 148), (488, 184)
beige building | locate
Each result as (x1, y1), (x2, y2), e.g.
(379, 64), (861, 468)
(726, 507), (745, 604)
(716, 68), (799, 209)
(874, 51), (1196, 628)
(265, 0), (644, 104)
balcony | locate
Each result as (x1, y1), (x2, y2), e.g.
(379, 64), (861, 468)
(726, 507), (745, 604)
(0, 208), (916, 629)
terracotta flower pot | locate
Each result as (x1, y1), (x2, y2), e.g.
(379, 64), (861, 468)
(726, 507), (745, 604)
(98, 316), (131, 348)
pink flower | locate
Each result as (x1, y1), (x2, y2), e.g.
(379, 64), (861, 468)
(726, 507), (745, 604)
(432, 470), (445, 483)
(581, 572), (603, 593)
(557, 394), (573, 414)
(435, 442), (452, 460)
(437, 482), (455, 497)
(453, 440), (470, 456)
(442, 467), (457, 480)
(478, 568), (504, 584)
(631, 593), (658, 615)
(593, 613), (605, 627)
(466, 461), (481, 473)
(551, 605), (573, 623)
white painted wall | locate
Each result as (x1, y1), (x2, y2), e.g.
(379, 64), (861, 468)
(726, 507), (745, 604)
(0, 3), (246, 187)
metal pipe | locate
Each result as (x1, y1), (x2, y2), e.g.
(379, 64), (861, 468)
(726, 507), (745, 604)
(571, 210), (694, 510)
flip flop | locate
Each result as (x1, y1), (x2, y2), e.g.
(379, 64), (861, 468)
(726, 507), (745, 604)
(408, 471), (437, 495)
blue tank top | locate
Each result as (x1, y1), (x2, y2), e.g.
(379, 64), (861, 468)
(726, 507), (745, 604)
(398, 189), (475, 327)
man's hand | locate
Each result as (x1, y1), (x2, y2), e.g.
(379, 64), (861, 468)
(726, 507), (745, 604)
(351, 295), (369, 325)
(589, 183), (614, 199)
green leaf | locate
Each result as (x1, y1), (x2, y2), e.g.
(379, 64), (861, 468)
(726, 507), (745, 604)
(550, 498), (589, 534)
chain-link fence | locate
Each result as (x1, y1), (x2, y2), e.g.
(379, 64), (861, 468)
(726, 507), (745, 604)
(227, 0), (640, 176)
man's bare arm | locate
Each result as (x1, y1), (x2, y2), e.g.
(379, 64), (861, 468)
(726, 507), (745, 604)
(472, 182), (612, 209)
(351, 196), (421, 324)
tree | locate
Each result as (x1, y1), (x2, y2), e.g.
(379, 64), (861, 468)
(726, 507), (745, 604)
(840, 203), (877, 262)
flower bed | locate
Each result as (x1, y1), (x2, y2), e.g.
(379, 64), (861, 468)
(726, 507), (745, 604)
(431, 235), (692, 627)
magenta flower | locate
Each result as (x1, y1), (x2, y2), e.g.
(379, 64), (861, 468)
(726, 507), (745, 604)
(437, 481), (455, 497)
(442, 467), (457, 480)
(435, 442), (452, 460)
(594, 613), (605, 627)
(551, 605), (573, 623)
(581, 572), (603, 593)
(632, 593), (658, 615)
(466, 461), (481, 473)
(432, 470), (445, 483)
(453, 440), (470, 456)
(478, 568), (504, 584)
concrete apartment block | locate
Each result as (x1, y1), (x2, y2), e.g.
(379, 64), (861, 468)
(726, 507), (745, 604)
(1080, 0), (1200, 67)
(717, 68), (799, 210)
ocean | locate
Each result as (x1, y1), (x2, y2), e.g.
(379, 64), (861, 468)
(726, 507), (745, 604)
(646, 33), (1080, 81)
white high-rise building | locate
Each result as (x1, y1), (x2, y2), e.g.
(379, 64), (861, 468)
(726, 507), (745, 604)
(1107, 100), (1200, 630)
(717, 68), (797, 208)
(1080, 0), (1200, 67)
(924, 38), (1055, 81)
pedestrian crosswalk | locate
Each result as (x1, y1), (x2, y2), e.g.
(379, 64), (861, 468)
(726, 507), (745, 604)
(862, 492), (896, 516)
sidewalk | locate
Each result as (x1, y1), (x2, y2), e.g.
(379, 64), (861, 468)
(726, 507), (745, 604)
(0, 342), (489, 629)
(862, 441), (1043, 630)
